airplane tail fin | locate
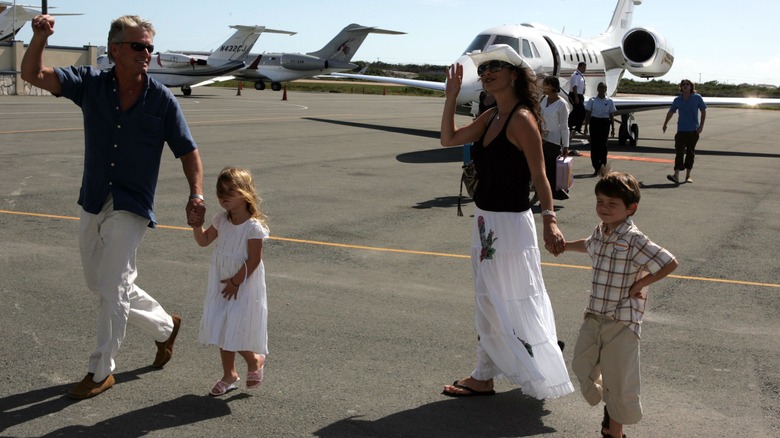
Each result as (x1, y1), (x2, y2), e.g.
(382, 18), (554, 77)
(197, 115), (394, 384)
(0, 5), (35, 42)
(208, 25), (296, 65)
(306, 23), (405, 63)
(594, 0), (641, 47)
(0, 4), (82, 43)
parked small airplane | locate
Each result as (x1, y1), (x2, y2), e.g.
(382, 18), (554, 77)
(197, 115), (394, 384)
(195, 23), (404, 91)
(97, 25), (295, 96)
(0, 1), (80, 42)
(334, 0), (780, 146)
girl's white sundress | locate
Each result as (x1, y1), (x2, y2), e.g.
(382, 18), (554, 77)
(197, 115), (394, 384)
(199, 212), (269, 354)
(471, 207), (574, 399)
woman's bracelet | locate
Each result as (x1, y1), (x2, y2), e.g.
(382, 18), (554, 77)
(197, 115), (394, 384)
(230, 278), (240, 287)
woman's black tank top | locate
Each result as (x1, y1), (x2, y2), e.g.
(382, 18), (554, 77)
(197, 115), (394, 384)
(470, 102), (532, 212)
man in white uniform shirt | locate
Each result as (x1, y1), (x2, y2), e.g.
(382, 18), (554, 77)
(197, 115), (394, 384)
(584, 82), (616, 177)
(567, 62), (587, 155)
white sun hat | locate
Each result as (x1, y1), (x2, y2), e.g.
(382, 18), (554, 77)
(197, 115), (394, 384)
(467, 44), (526, 68)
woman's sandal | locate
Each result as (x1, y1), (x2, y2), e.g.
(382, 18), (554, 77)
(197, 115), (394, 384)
(246, 354), (266, 390)
(209, 378), (239, 397)
(246, 368), (264, 390)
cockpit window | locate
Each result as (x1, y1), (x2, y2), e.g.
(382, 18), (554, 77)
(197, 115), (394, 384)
(521, 39), (532, 58)
(492, 36), (521, 56)
(463, 34), (492, 54)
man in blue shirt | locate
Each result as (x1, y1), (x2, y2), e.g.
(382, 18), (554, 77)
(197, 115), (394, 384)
(22, 14), (206, 399)
(662, 79), (707, 184)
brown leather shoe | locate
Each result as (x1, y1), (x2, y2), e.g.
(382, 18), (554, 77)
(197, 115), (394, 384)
(67, 373), (115, 400)
(153, 314), (181, 368)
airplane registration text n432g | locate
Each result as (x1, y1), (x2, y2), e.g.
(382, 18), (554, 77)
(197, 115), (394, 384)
(219, 45), (248, 52)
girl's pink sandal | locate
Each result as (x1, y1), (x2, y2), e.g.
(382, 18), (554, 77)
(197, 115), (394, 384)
(209, 378), (239, 397)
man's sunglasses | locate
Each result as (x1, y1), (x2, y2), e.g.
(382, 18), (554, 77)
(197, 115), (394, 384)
(116, 42), (155, 53)
(477, 60), (513, 77)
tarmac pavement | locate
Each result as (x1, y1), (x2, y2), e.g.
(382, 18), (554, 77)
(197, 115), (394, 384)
(1, 87), (778, 437)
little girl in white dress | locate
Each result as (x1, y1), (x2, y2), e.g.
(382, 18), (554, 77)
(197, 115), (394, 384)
(191, 167), (269, 396)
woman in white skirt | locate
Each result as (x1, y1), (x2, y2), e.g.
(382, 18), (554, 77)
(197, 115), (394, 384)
(440, 44), (573, 399)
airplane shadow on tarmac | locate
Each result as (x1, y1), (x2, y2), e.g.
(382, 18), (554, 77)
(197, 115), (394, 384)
(302, 119), (780, 161)
(314, 389), (555, 438)
(0, 366), (239, 436)
(605, 139), (780, 159)
(303, 117), (440, 140)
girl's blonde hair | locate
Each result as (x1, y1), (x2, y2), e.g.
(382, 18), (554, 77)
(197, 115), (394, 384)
(216, 167), (268, 227)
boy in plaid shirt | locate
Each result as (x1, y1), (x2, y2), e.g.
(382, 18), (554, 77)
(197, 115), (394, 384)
(562, 172), (678, 438)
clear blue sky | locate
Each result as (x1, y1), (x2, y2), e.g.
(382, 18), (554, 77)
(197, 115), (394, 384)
(13, 0), (780, 86)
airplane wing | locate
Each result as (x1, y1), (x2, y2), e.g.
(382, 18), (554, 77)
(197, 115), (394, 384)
(613, 96), (780, 114)
(333, 73), (780, 111)
(333, 74), (780, 116)
(191, 75), (237, 88)
(330, 73), (444, 91)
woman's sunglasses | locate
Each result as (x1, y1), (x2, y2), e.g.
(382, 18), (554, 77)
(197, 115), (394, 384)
(116, 42), (155, 53)
(477, 60), (513, 77)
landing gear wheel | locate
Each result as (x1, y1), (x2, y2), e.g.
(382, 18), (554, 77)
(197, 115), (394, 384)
(618, 125), (629, 146)
(254, 81), (265, 91)
(618, 113), (638, 147)
(271, 82), (282, 91)
(629, 124), (639, 147)
(181, 85), (192, 96)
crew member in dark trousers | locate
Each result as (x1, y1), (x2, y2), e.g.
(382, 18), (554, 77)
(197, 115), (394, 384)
(584, 82), (616, 177)
(567, 62), (587, 156)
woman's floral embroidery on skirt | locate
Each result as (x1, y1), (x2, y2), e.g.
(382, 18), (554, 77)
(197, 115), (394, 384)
(478, 216), (497, 261)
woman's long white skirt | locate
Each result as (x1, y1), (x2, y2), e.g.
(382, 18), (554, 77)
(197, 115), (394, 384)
(470, 207), (574, 399)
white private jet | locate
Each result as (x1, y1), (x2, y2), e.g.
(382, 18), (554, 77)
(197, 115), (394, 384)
(0, 1), (80, 42)
(97, 25), (296, 96)
(334, 0), (780, 146)
(195, 23), (405, 91)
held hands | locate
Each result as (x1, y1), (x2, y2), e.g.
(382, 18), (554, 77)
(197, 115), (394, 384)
(186, 198), (206, 228)
(220, 278), (239, 300)
(543, 222), (565, 256)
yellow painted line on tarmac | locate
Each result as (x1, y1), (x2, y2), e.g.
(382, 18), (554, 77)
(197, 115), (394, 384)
(0, 209), (80, 221)
(578, 152), (674, 164)
(0, 127), (83, 135)
(2, 209), (778, 289)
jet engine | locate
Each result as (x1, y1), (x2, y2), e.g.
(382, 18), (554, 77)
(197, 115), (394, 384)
(620, 27), (674, 78)
(155, 53), (206, 69)
(280, 54), (328, 71)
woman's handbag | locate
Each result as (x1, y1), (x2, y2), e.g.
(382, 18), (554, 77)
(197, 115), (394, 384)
(458, 160), (477, 216)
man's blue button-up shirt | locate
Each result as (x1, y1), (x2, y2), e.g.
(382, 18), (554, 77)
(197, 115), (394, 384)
(54, 66), (197, 227)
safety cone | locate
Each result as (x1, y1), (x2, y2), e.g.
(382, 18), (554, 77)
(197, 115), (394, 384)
(383, 87), (387, 96)
(237, 81), (243, 96)
(282, 85), (288, 101)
